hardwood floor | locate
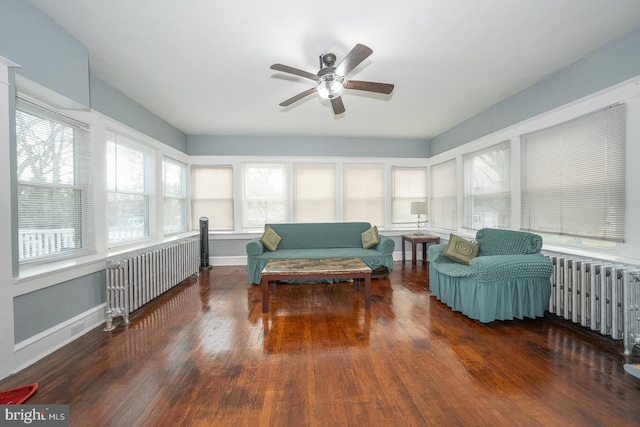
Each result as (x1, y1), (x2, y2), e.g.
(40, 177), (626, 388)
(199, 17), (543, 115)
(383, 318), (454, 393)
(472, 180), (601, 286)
(2, 263), (640, 426)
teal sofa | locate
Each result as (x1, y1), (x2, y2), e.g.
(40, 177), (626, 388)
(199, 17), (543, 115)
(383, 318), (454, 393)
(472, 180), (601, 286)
(246, 222), (395, 284)
(428, 228), (553, 323)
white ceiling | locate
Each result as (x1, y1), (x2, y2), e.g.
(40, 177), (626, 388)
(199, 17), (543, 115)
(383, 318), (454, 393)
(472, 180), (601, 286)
(27, 0), (640, 140)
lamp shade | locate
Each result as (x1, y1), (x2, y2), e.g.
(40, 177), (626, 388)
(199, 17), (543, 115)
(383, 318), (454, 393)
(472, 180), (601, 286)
(410, 201), (428, 215)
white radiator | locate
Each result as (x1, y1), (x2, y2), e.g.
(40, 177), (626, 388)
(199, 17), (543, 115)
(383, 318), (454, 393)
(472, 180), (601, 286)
(104, 236), (200, 331)
(545, 252), (640, 355)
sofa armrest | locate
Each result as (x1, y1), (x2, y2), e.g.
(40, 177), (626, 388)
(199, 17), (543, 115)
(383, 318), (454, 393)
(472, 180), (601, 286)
(469, 253), (553, 282)
(375, 235), (395, 255)
(428, 243), (450, 264)
(246, 238), (265, 257)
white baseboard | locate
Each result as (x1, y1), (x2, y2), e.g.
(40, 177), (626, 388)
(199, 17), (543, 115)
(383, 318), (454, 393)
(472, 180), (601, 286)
(10, 304), (106, 376)
(210, 256), (247, 266)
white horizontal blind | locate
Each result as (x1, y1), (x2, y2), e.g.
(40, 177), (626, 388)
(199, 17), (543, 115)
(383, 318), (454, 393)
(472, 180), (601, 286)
(106, 131), (151, 244)
(343, 164), (384, 225)
(430, 159), (457, 230)
(392, 167), (428, 224)
(463, 141), (511, 230)
(16, 97), (94, 263)
(293, 163), (336, 222)
(521, 104), (626, 242)
(243, 163), (286, 228)
(191, 166), (234, 230)
(163, 156), (187, 235)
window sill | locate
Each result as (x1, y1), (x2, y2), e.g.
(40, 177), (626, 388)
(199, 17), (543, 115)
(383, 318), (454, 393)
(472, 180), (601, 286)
(13, 254), (107, 297)
(13, 232), (199, 297)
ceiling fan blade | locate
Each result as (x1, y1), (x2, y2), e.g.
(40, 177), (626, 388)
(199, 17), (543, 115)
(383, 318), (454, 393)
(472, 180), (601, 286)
(330, 97), (345, 115)
(335, 44), (373, 76)
(270, 64), (317, 81)
(344, 80), (394, 94)
(279, 88), (317, 107)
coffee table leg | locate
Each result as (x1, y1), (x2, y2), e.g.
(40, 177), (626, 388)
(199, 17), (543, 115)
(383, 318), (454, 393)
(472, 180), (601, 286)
(364, 273), (371, 309)
(261, 277), (269, 313)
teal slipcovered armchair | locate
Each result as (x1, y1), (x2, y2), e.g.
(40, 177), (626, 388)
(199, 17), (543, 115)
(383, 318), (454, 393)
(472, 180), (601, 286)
(428, 228), (553, 323)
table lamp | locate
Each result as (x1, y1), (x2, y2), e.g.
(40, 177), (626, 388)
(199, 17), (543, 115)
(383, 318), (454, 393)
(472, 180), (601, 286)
(410, 201), (428, 235)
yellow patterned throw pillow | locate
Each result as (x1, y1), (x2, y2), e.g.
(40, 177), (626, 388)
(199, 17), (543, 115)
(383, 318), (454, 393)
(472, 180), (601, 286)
(361, 226), (380, 249)
(260, 226), (282, 252)
(443, 234), (479, 265)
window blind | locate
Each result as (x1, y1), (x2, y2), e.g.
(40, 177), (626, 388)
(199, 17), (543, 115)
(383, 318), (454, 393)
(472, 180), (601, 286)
(430, 159), (457, 230)
(191, 166), (234, 230)
(392, 167), (428, 224)
(343, 164), (384, 225)
(16, 97), (94, 263)
(293, 163), (336, 222)
(521, 104), (626, 242)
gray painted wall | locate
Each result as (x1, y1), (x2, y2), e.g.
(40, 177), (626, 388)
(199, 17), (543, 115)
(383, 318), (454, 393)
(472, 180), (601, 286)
(90, 75), (188, 152)
(0, 0), (90, 109)
(13, 271), (105, 343)
(188, 134), (430, 158)
(430, 27), (640, 155)
(0, 0), (187, 152)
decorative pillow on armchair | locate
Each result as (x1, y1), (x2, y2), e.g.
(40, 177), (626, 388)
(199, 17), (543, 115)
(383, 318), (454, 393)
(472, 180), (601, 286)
(443, 234), (479, 265)
(361, 226), (380, 249)
(260, 225), (282, 252)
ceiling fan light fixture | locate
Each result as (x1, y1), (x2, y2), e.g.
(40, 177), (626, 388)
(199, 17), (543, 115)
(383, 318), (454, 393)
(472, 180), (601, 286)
(317, 74), (344, 99)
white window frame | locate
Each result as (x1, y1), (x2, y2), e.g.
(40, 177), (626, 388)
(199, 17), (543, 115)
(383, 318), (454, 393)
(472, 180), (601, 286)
(242, 163), (287, 229)
(191, 165), (234, 231)
(15, 96), (95, 265)
(391, 166), (428, 226)
(106, 130), (154, 246)
(462, 141), (511, 231)
(163, 156), (187, 236)
(520, 104), (626, 244)
(430, 159), (457, 231)
(292, 162), (337, 223)
(343, 163), (385, 226)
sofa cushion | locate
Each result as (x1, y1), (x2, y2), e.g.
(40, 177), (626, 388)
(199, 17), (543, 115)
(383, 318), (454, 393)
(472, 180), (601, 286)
(443, 234), (479, 265)
(361, 226), (380, 249)
(260, 225), (282, 251)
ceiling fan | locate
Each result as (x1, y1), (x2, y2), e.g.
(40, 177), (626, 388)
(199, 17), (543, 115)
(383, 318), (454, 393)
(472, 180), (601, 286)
(270, 43), (394, 115)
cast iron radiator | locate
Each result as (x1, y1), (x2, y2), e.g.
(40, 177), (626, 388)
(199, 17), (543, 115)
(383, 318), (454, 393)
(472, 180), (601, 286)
(545, 252), (640, 355)
(104, 236), (199, 331)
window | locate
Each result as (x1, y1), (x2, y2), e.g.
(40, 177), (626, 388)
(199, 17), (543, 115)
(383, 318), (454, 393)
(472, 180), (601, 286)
(243, 163), (286, 228)
(463, 141), (511, 230)
(392, 167), (428, 224)
(16, 98), (94, 263)
(343, 164), (384, 225)
(163, 157), (187, 235)
(106, 131), (151, 244)
(521, 104), (626, 243)
(293, 163), (336, 222)
(430, 159), (457, 230)
(191, 166), (234, 230)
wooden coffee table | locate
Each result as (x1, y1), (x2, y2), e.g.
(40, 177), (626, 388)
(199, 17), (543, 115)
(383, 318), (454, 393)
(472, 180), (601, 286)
(260, 258), (372, 313)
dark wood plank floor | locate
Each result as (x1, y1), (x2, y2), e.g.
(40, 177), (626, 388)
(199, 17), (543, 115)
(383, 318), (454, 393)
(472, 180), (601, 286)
(2, 263), (640, 426)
